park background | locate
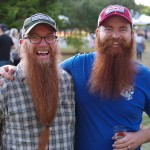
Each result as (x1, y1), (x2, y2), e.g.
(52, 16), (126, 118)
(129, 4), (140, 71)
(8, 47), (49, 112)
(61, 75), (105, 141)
(1, 0), (150, 149)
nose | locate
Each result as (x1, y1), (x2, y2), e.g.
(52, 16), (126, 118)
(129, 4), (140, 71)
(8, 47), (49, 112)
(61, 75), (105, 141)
(39, 37), (47, 46)
(112, 31), (120, 38)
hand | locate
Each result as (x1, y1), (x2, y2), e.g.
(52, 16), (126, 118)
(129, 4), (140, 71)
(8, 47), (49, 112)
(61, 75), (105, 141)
(0, 65), (15, 85)
(112, 131), (143, 150)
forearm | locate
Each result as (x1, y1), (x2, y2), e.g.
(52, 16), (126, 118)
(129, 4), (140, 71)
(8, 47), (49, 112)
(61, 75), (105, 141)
(139, 127), (150, 144)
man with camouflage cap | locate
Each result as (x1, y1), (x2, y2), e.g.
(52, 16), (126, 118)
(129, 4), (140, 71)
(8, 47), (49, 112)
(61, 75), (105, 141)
(0, 13), (75, 150)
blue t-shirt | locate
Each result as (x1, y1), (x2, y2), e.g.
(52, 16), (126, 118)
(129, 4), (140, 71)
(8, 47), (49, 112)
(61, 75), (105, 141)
(60, 52), (150, 150)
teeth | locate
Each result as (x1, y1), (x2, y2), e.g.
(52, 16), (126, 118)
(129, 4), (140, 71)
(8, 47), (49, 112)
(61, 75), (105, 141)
(37, 51), (48, 54)
(114, 42), (119, 45)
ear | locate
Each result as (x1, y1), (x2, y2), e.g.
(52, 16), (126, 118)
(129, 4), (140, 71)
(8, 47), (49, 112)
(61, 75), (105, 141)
(95, 28), (100, 38)
(19, 39), (23, 45)
(131, 30), (134, 38)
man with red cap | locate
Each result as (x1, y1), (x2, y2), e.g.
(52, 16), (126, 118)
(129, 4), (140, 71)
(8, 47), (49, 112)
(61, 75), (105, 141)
(61, 5), (150, 150)
(0, 5), (150, 150)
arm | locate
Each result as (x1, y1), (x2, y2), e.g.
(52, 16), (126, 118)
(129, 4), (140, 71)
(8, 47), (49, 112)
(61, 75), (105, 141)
(112, 127), (150, 150)
(0, 65), (15, 85)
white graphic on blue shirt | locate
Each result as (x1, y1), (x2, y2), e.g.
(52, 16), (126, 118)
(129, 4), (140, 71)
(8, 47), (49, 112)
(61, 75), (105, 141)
(120, 85), (134, 100)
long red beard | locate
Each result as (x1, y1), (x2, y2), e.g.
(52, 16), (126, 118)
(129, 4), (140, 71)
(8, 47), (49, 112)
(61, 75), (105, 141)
(20, 44), (59, 149)
(89, 36), (136, 99)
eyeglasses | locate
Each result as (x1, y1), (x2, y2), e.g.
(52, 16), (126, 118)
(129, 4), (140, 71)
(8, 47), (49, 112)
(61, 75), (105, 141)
(23, 34), (58, 44)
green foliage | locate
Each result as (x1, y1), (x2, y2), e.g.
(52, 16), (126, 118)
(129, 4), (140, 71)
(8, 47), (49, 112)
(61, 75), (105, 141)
(65, 36), (83, 53)
(57, 0), (140, 32)
(0, 0), (149, 32)
(141, 6), (150, 16)
(0, 0), (60, 30)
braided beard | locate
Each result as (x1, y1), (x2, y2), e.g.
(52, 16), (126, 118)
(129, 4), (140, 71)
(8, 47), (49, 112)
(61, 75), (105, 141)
(21, 44), (59, 149)
(89, 36), (136, 99)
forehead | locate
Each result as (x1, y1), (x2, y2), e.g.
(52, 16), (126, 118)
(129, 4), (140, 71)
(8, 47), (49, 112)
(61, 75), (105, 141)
(29, 23), (55, 34)
(101, 16), (131, 27)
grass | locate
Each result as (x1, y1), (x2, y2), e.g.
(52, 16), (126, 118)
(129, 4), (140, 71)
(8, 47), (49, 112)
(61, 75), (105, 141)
(141, 39), (150, 150)
(141, 113), (150, 150)
(142, 113), (150, 127)
(141, 38), (150, 68)
(140, 39), (150, 150)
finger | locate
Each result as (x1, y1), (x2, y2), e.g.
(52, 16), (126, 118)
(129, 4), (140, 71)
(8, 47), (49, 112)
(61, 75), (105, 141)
(113, 136), (128, 144)
(8, 68), (15, 76)
(0, 71), (14, 80)
(113, 139), (130, 148)
(113, 148), (129, 150)
(0, 65), (9, 73)
(113, 142), (130, 149)
(113, 145), (131, 150)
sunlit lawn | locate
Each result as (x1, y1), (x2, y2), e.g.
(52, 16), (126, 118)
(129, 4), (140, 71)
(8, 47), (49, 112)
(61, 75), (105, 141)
(141, 114), (150, 150)
(142, 113), (150, 126)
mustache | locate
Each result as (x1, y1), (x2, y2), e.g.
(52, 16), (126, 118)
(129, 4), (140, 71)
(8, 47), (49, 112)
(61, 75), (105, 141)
(35, 46), (51, 53)
(98, 37), (129, 54)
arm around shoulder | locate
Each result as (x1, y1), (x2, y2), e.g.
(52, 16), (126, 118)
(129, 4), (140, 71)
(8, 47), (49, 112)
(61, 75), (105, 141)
(0, 65), (15, 81)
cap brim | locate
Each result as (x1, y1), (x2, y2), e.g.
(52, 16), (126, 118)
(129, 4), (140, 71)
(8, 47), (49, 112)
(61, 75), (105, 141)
(25, 21), (57, 35)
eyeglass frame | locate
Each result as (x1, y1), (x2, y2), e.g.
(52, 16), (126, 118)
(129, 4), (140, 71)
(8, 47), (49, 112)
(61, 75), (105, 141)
(23, 34), (58, 44)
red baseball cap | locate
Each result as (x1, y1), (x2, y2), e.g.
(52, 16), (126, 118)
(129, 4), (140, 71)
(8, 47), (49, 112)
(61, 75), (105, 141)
(97, 5), (132, 27)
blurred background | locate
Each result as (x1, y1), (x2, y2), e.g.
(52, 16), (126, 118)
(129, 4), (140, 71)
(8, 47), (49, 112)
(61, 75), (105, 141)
(1, 0), (150, 60)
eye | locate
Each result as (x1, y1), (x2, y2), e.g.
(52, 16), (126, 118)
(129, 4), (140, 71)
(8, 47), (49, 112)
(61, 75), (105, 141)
(104, 27), (112, 32)
(120, 28), (128, 32)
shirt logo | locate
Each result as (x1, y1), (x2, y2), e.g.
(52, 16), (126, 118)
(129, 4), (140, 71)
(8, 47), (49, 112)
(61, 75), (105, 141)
(120, 85), (134, 100)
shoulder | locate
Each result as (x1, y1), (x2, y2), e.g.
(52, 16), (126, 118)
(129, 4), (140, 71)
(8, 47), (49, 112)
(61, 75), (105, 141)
(58, 68), (73, 82)
(4, 34), (12, 40)
(72, 52), (95, 60)
(61, 52), (95, 66)
(137, 63), (150, 74)
(0, 76), (12, 97)
(135, 63), (150, 82)
(58, 68), (75, 94)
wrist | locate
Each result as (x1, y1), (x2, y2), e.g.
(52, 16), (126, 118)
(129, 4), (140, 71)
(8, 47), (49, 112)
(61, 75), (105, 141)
(138, 128), (150, 144)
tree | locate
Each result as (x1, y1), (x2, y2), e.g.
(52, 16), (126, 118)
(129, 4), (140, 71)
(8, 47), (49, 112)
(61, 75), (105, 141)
(57, 0), (140, 32)
(0, 0), (147, 32)
(140, 6), (150, 16)
(0, 0), (60, 30)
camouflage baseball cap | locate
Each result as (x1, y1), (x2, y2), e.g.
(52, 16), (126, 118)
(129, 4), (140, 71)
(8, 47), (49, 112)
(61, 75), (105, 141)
(22, 13), (57, 36)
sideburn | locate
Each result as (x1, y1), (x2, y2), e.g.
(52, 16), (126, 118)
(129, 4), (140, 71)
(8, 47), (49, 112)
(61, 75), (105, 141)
(89, 36), (136, 99)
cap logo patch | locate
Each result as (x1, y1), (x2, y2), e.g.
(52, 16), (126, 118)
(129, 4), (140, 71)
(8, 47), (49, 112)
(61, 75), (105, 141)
(105, 6), (124, 15)
(31, 14), (50, 22)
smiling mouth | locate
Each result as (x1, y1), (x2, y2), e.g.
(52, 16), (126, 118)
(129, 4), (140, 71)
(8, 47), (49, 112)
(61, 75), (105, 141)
(36, 51), (49, 56)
